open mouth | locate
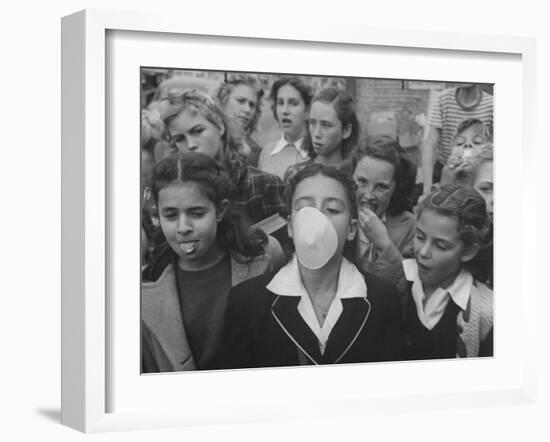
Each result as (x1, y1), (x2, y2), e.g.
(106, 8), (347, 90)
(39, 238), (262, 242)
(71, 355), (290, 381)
(179, 241), (198, 255)
(280, 118), (292, 126)
(417, 262), (431, 274)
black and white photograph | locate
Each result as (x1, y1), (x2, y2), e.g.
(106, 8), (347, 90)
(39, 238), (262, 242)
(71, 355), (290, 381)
(140, 68), (494, 373)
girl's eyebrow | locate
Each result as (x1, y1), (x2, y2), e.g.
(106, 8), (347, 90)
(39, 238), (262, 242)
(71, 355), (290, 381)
(417, 225), (456, 244)
(160, 204), (208, 211)
(293, 196), (346, 206)
(325, 197), (345, 205)
(293, 196), (315, 206)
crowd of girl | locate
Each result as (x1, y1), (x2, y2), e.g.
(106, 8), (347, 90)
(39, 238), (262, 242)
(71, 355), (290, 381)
(140, 73), (494, 372)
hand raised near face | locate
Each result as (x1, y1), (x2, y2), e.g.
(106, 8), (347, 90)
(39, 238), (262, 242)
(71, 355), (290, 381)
(440, 155), (476, 188)
(358, 206), (392, 252)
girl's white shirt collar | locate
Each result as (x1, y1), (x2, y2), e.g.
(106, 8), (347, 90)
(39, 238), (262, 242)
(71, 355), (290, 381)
(403, 259), (473, 330)
(267, 255), (367, 354)
(270, 135), (308, 159)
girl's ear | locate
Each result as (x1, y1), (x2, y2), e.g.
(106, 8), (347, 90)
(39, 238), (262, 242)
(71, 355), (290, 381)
(216, 199), (230, 222)
(342, 123), (352, 141)
(460, 243), (480, 263)
(347, 218), (358, 242)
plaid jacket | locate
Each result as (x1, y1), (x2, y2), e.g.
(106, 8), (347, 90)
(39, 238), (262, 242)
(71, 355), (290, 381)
(228, 158), (287, 224)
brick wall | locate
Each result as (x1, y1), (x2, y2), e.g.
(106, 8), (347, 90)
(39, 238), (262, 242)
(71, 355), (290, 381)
(354, 79), (493, 143)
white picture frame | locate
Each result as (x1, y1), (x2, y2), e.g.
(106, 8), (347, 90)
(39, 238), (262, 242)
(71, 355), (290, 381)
(61, 9), (537, 433)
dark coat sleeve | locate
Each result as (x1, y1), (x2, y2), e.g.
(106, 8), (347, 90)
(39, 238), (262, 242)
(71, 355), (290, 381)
(217, 274), (274, 370)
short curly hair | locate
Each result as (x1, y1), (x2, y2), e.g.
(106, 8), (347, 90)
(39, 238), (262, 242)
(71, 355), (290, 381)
(415, 184), (491, 253)
(215, 73), (264, 133)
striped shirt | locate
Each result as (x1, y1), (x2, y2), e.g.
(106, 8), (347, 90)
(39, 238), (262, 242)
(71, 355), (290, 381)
(428, 87), (493, 164)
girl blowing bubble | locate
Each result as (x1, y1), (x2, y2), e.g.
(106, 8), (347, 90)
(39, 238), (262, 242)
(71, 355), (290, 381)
(402, 184), (493, 359)
(141, 152), (285, 372)
(220, 163), (402, 369)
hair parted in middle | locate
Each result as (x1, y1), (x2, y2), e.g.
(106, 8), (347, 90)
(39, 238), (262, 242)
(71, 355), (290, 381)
(283, 162), (358, 219)
(150, 151), (267, 261)
(305, 87), (360, 160)
(269, 76), (314, 121)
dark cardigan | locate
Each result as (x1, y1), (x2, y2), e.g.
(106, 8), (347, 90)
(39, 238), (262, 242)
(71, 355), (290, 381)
(402, 282), (494, 360)
(218, 270), (403, 370)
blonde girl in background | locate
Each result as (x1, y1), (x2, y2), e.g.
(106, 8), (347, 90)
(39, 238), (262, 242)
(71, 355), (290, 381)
(216, 73), (265, 166)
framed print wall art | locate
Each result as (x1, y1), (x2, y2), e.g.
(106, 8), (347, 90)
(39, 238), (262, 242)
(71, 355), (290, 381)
(61, 9), (537, 433)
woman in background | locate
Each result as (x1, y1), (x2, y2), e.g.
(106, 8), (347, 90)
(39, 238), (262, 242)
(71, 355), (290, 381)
(258, 76), (313, 179)
(351, 136), (417, 303)
(304, 87), (360, 176)
(216, 73), (265, 166)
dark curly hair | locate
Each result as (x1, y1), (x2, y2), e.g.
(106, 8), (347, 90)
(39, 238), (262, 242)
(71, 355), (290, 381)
(415, 184), (492, 275)
(354, 135), (417, 215)
(304, 87), (360, 160)
(151, 152), (267, 261)
(269, 76), (313, 121)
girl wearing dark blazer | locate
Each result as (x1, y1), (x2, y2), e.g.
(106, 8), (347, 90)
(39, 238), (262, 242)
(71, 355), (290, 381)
(219, 163), (402, 369)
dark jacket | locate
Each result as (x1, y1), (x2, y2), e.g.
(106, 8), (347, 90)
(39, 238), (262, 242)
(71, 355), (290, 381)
(142, 237), (285, 373)
(219, 271), (402, 369)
